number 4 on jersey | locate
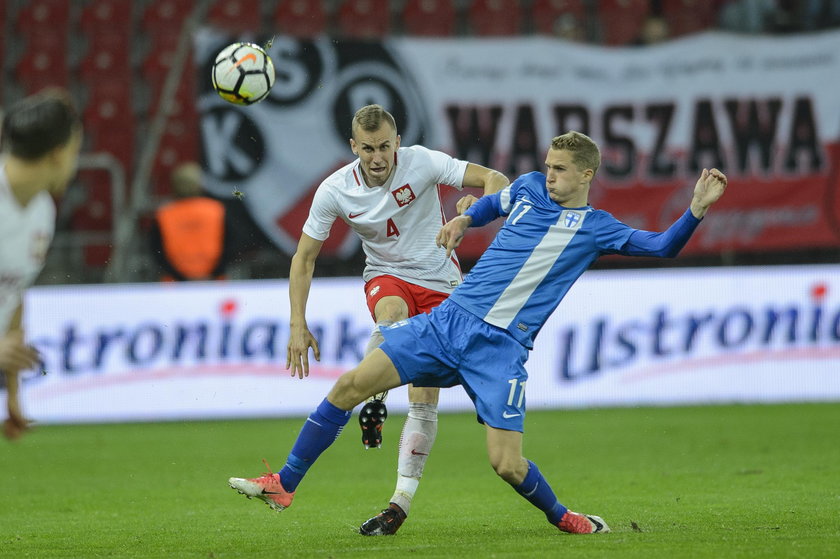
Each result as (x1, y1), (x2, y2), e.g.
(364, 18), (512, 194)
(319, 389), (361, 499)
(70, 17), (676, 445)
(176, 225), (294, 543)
(386, 218), (400, 237)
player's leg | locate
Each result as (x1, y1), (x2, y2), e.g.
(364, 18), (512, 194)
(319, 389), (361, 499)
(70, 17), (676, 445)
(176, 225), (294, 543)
(3, 370), (28, 440)
(484, 425), (608, 534)
(358, 326), (389, 446)
(360, 384), (439, 535)
(462, 316), (608, 535)
(228, 349), (402, 511)
(360, 283), (448, 535)
(359, 292), (411, 448)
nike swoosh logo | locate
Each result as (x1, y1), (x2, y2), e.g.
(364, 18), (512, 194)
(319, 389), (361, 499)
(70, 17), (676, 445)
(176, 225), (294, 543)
(348, 211), (368, 219)
(502, 411), (521, 419)
(234, 53), (257, 68)
(410, 449), (428, 456)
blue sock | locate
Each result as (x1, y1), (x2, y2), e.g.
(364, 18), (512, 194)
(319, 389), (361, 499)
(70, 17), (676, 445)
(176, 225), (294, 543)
(278, 398), (351, 492)
(512, 460), (568, 524)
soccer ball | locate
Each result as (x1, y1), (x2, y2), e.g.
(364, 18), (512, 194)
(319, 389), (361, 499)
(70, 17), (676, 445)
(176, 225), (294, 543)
(211, 42), (275, 106)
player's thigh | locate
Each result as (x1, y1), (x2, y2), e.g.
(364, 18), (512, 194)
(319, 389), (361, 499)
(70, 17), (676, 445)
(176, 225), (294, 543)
(328, 349), (403, 409)
(374, 295), (410, 323)
(365, 275), (414, 320)
(407, 384), (440, 405)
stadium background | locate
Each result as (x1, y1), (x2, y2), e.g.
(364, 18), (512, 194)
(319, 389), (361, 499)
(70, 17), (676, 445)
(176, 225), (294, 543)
(2, 0), (840, 423)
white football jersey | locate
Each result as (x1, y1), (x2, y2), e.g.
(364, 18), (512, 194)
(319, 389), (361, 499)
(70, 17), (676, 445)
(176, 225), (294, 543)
(0, 164), (55, 333)
(303, 145), (468, 293)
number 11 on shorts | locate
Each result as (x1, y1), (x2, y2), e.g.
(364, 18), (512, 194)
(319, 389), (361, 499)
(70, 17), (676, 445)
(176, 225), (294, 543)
(506, 379), (526, 407)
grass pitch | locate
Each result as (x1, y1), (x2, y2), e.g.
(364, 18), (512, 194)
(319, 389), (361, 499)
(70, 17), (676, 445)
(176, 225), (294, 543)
(1, 403), (838, 558)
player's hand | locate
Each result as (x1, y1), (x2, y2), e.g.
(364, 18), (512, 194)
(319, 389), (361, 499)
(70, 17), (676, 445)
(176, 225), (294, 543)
(690, 168), (728, 218)
(455, 194), (479, 215)
(0, 331), (39, 374)
(436, 215), (472, 258)
(286, 325), (321, 379)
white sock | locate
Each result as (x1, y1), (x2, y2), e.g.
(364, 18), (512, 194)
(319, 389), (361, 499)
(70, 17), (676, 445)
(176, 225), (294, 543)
(390, 402), (438, 515)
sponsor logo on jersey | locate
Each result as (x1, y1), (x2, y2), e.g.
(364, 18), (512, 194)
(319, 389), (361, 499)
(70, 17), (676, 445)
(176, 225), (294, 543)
(392, 184), (416, 207)
(348, 211), (367, 219)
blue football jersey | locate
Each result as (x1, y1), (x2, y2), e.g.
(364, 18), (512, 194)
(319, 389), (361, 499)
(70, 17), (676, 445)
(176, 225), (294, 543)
(448, 171), (636, 348)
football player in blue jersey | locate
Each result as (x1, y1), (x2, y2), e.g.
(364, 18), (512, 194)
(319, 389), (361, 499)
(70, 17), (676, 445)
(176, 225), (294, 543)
(229, 131), (728, 535)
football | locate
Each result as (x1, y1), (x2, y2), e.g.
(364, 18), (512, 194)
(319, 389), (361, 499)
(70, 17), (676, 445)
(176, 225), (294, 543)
(211, 42), (275, 105)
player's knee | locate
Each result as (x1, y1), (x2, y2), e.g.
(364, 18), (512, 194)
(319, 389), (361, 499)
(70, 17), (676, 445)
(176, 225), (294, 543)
(490, 460), (521, 484)
(408, 385), (439, 405)
(374, 296), (409, 322)
(488, 451), (527, 484)
(330, 372), (368, 408)
(364, 327), (385, 356)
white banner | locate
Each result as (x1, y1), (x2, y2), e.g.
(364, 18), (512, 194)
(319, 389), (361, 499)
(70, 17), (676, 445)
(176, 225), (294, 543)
(197, 31), (840, 257)
(9, 266), (840, 424)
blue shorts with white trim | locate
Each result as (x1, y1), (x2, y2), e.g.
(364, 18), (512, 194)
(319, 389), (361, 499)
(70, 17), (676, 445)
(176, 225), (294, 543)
(379, 299), (529, 431)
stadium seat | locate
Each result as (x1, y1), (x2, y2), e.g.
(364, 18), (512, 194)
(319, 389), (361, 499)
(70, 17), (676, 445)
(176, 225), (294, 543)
(661, 0), (719, 37)
(84, 84), (136, 170)
(468, 0), (522, 36)
(142, 48), (197, 99)
(80, 0), (133, 34)
(531, 0), (586, 36)
(16, 0), (70, 34)
(337, 0), (392, 38)
(152, 127), (200, 197)
(274, 0), (329, 37)
(71, 169), (113, 232)
(207, 0), (263, 33)
(142, 0), (194, 34)
(598, 0), (650, 45)
(14, 35), (70, 94)
(79, 32), (132, 79)
(401, 0), (457, 36)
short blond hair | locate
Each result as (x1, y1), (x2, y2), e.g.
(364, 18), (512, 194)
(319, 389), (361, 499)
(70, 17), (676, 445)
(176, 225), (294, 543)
(551, 131), (600, 176)
(352, 104), (397, 137)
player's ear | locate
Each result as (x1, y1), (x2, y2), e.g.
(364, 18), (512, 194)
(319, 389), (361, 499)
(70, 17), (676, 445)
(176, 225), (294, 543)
(349, 138), (358, 155)
(395, 134), (401, 150)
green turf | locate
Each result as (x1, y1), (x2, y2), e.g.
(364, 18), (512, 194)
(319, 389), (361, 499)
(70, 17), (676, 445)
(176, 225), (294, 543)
(2, 403), (838, 558)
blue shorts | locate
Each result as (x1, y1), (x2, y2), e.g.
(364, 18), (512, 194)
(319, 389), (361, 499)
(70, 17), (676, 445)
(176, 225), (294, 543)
(379, 299), (530, 431)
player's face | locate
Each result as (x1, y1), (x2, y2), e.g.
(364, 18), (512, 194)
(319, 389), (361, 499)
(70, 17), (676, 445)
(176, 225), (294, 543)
(48, 129), (83, 196)
(544, 148), (593, 207)
(350, 123), (401, 187)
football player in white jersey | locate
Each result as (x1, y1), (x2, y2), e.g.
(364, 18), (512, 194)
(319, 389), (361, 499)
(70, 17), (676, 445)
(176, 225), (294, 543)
(0, 89), (82, 440)
(284, 104), (508, 534)
(229, 131), (728, 535)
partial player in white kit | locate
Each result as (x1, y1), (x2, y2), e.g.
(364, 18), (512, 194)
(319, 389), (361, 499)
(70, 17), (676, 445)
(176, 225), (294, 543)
(283, 104), (508, 534)
(0, 89), (82, 440)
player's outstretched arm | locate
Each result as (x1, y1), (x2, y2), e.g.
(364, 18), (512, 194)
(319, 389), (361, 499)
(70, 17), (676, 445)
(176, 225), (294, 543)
(689, 168), (728, 219)
(286, 234), (323, 379)
(620, 169), (729, 258)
